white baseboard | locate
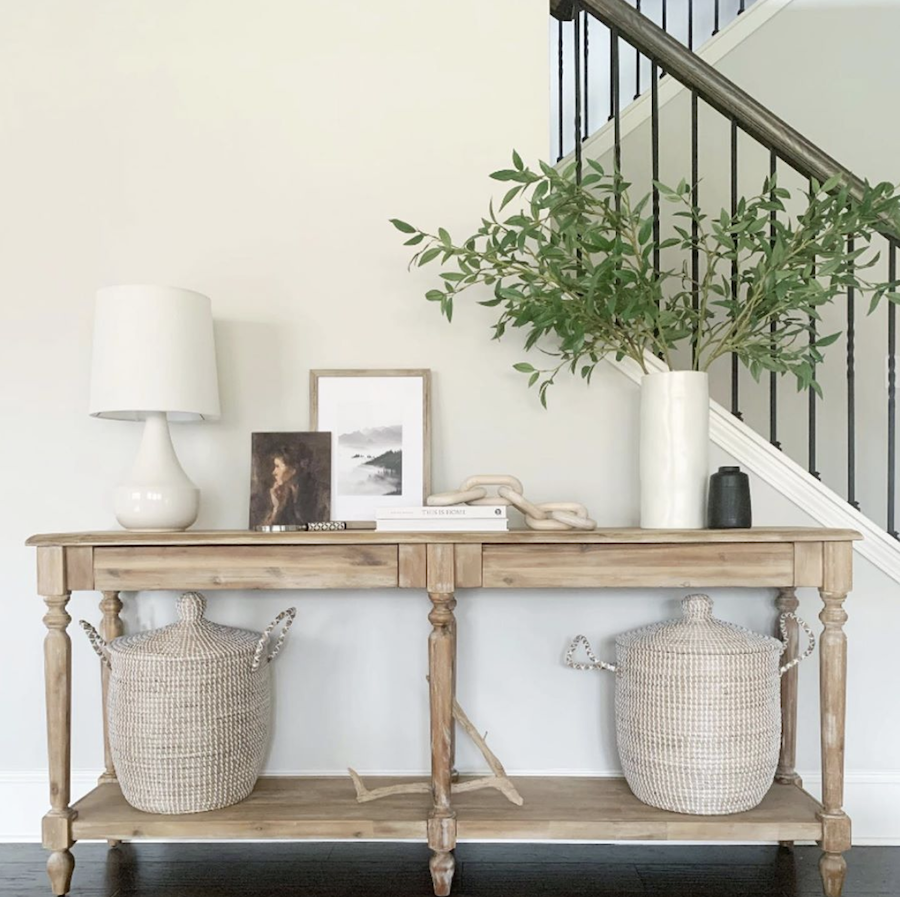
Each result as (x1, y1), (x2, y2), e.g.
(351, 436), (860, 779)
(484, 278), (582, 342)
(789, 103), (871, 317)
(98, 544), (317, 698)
(3, 767), (898, 845)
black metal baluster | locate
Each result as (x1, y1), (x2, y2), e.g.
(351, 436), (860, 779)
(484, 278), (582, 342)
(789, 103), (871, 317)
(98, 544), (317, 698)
(808, 249), (819, 479)
(574, 3), (583, 184)
(738, 0), (746, 13)
(557, 21), (564, 162)
(652, 59), (660, 278)
(769, 151), (780, 449)
(634, 0), (642, 100)
(847, 234), (858, 508)
(688, 0), (694, 50)
(691, 90), (699, 367)
(612, 27), (621, 179)
(608, 23), (615, 121)
(730, 119), (741, 418)
(583, 10), (589, 140)
(659, 1), (668, 79)
(889, 241), (897, 535)
(713, 0), (720, 34)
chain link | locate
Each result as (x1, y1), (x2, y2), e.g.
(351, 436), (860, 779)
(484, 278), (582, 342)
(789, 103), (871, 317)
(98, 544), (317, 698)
(427, 474), (597, 531)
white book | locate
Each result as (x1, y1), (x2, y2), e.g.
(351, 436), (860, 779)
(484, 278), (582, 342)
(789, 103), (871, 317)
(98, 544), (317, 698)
(375, 505), (507, 520)
(375, 519), (509, 532)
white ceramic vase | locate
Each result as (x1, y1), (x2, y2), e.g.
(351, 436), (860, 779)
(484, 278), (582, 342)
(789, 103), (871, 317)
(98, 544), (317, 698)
(640, 370), (709, 529)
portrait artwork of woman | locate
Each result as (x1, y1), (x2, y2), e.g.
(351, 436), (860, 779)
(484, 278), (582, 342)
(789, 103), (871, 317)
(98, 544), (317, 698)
(249, 433), (331, 528)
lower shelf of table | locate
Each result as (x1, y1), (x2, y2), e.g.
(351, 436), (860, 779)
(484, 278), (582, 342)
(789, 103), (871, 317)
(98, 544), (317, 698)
(70, 776), (824, 842)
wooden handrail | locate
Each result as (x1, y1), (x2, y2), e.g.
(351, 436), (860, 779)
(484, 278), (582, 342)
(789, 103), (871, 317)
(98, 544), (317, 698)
(551, 0), (899, 240)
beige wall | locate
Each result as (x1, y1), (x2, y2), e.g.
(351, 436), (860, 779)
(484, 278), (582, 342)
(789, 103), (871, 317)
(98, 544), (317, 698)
(2, 0), (899, 842)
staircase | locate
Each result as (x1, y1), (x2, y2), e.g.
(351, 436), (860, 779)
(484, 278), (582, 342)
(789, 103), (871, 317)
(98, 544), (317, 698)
(550, 0), (900, 580)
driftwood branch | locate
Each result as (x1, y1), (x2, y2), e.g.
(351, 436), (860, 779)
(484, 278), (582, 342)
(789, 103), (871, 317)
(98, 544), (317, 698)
(348, 698), (523, 806)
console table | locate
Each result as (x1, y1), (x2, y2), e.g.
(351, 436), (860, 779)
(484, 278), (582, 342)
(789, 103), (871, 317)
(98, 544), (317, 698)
(28, 528), (857, 897)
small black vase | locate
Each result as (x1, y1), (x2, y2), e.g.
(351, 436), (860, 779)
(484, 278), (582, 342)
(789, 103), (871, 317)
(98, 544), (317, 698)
(708, 466), (752, 528)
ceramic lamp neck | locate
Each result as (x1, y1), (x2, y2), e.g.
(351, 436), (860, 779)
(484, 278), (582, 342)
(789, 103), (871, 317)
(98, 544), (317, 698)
(114, 412), (200, 531)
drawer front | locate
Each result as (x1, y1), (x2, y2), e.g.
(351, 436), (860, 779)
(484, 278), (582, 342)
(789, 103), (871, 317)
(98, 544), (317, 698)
(482, 543), (794, 588)
(93, 545), (399, 590)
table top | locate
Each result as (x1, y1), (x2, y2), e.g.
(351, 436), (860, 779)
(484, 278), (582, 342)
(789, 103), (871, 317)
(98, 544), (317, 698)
(26, 527), (862, 548)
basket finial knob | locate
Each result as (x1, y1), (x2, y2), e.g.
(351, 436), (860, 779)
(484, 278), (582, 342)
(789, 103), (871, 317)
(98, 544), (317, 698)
(178, 592), (207, 623)
(682, 593), (713, 621)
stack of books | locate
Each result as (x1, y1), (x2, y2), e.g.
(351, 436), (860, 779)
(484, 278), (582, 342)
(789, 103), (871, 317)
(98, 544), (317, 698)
(375, 505), (508, 532)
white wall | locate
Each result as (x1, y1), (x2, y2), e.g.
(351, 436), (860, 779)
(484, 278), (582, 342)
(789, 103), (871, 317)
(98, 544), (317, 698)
(1, 0), (898, 845)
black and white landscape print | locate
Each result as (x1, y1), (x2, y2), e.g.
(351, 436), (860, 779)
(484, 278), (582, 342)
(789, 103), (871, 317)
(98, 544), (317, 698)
(312, 370), (430, 521)
(338, 424), (403, 496)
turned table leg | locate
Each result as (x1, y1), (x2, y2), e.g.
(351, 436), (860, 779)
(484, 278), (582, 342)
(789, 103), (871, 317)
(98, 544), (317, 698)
(98, 592), (123, 847)
(427, 545), (457, 896)
(818, 543), (852, 897)
(98, 591), (123, 786)
(449, 613), (458, 783)
(775, 587), (801, 848)
(776, 587), (801, 788)
(40, 545), (75, 896)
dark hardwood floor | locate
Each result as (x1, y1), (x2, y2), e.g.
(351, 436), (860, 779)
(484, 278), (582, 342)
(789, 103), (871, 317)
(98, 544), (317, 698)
(2, 843), (898, 896)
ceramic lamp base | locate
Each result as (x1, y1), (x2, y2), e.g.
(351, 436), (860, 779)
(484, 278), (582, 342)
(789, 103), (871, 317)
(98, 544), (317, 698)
(114, 412), (200, 532)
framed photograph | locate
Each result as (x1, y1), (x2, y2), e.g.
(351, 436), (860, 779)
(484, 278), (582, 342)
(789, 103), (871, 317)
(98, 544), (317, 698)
(310, 369), (431, 521)
(249, 432), (332, 529)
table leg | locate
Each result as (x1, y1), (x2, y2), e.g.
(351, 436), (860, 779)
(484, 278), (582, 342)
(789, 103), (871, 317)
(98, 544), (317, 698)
(42, 590), (75, 896)
(98, 591), (124, 848)
(98, 592), (123, 786)
(775, 587), (801, 848)
(449, 614), (458, 783)
(818, 543), (852, 897)
(427, 544), (457, 896)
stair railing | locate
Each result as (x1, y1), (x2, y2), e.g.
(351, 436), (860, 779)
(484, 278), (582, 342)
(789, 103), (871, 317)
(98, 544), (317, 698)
(551, 0), (899, 536)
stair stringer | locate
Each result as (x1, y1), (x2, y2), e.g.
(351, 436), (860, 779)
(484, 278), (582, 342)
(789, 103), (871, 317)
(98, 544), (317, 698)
(612, 352), (900, 585)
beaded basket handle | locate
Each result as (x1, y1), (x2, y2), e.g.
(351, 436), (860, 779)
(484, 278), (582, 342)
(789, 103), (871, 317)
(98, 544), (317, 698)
(778, 611), (816, 675)
(250, 607), (297, 673)
(565, 634), (618, 673)
(80, 621), (111, 669)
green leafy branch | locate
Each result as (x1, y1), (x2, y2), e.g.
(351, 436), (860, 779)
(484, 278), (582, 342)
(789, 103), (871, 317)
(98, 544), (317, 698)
(391, 152), (900, 404)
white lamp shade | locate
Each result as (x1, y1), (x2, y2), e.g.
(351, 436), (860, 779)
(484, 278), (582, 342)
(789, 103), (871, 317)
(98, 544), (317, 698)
(89, 285), (221, 421)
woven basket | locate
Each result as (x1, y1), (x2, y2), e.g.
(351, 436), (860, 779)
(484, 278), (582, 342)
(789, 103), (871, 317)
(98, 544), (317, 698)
(81, 592), (295, 815)
(566, 594), (815, 815)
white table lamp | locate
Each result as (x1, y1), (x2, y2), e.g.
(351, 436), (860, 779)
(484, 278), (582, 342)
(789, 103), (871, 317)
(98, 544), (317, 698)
(90, 285), (220, 531)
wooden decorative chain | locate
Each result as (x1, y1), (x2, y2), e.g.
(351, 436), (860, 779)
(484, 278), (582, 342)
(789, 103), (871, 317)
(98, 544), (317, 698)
(427, 474), (596, 531)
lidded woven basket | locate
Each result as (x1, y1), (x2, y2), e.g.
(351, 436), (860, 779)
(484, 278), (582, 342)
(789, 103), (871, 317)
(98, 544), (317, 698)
(82, 592), (295, 815)
(567, 594), (814, 815)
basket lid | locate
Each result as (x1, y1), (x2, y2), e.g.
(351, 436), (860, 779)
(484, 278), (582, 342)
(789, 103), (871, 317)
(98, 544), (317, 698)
(107, 592), (261, 660)
(615, 594), (782, 656)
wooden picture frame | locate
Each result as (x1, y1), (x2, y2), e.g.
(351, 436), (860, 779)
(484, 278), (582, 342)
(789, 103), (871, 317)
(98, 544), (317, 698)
(310, 369), (432, 521)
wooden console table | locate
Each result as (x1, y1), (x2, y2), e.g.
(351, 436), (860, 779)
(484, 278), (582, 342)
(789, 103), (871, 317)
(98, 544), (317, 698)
(27, 528), (857, 897)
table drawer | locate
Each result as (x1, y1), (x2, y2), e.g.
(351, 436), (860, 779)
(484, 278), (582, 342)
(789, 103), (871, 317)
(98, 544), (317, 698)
(482, 542), (794, 588)
(93, 545), (399, 590)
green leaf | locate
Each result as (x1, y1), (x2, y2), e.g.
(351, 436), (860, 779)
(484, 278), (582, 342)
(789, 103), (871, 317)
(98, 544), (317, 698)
(418, 247), (441, 266)
(500, 185), (522, 211)
(404, 233), (425, 246)
(389, 218), (416, 234)
(512, 149), (524, 171)
(814, 331), (841, 348)
(513, 362), (535, 373)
